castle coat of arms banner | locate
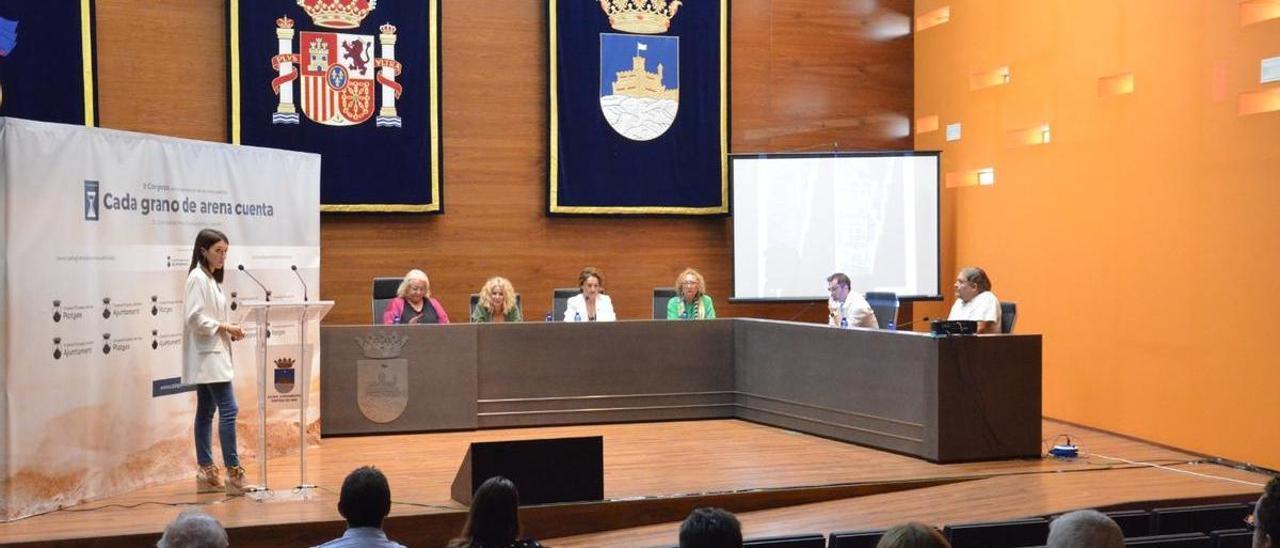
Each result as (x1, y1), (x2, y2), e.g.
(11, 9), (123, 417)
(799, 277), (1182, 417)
(230, 0), (441, 212)
(549, 0), (728, 215)
(0, 1), (97, 126)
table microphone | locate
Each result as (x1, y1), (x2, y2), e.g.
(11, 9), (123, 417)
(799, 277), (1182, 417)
(895, 316), (933, 330)
(290, 265), (309, 301)
(786, 301), (817, 321)
(237, 264), (272, 302)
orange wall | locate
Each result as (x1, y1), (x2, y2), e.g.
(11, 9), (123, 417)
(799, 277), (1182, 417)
(915, 1), (1280, 469)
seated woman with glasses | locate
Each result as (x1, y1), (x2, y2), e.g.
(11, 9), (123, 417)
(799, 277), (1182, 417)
(563, 267), (616, 322)
(471, 276), (522, 323)
(382, 269), (450, 325)
(667, 267), (716, 320)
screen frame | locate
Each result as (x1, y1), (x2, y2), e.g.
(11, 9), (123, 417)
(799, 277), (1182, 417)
(727, 150), (943, 303)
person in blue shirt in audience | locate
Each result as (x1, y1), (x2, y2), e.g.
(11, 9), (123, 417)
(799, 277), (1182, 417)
(564, 266), (616, 321)
(667, 268), (716, 320)
(313, 466), (405, 548)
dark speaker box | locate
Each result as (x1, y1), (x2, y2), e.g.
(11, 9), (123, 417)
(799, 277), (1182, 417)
(450, 436), (604, 505)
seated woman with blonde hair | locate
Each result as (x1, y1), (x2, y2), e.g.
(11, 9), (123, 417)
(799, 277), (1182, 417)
(667, 268), (716, 320)
(382, 269), (449, 325)
(563, 267), (616, 322)
(471, 276), (522, 323)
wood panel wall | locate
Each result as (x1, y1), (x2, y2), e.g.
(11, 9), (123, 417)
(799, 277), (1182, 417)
(93, 0), (914, 324)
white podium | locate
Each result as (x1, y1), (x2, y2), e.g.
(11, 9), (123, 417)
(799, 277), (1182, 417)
(237, 299), (332, 499)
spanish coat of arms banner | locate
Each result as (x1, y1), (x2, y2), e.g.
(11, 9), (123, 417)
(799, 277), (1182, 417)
(0, 1), (97, 126)
(229, 0), (441, 212)
(549, 0), (728, 215)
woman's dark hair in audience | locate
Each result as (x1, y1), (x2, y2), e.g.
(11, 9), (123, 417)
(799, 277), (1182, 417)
(679, 507), (743, 548)
(449, 476), (532, 548)
(875, 522), (951, 548)
(1257, 475), (1280, 546)
(337, 465), (392, 529)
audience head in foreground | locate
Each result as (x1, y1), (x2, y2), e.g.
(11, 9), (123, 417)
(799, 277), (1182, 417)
(947, 265), (1001, 334)
(679, 507), (742, 548)
(448, 476), (542, 548)
(315, 465), (403, 547)
(1254, 476), (1279, 548)
(875, 522), (950, 548)
(157, 509), (228, 548)
(1045, 509), (1123, 548)
(667, 267), (716, 320)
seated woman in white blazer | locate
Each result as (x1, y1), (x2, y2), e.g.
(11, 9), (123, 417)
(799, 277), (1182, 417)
(563, 267), (616, 322)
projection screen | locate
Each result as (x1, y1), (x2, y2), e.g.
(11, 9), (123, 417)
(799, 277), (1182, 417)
(731, 151), (940, 301)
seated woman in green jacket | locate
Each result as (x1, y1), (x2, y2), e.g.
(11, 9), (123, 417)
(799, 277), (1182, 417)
(667, 268), (716, 320)
(471, 276), (523, 323)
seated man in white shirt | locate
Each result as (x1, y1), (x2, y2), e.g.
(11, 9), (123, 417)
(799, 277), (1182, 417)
(826, 273), (877, 328)
(314, 466), (406, 548)
(948, 266), (1001, 334)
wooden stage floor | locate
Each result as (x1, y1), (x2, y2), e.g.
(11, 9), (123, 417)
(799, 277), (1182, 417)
(0, 419), (1270, 547)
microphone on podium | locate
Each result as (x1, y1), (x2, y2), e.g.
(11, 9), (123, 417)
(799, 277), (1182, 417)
(290, 265), (309, 302)
(237, 264), (272, 302)
(894, 316), (934, 330)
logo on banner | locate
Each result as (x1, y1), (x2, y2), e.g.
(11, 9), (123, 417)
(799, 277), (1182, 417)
(101, 298), (112, 319)
(83, 180), (100, 221)
(355, 332), (408, 423)
(598, 1), (681, 141)
(268, 2), (405, 128)
(53, 337), (62, 360)
(102, 333), (111, 355)
(274, 357), (297, 393)
(52, 300), (62, 322)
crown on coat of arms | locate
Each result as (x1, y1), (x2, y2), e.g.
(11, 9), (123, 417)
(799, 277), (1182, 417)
(599, 0), (682, 34)
(296, 0), (377, 30)
(274, 357), (296, 369)
(355, 332), (407, 359)
(276, 15), (295, 29)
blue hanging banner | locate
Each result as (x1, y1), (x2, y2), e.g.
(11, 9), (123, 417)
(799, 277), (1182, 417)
(550, 0), (728, 215)
(0, 1), (97, 126)
(229, 0), (442, 213)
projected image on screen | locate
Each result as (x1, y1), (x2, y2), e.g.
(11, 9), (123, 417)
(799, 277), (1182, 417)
(732, 152), (940, 300)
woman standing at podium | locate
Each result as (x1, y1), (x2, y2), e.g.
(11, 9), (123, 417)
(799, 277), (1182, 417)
(183, 228), (248, 495)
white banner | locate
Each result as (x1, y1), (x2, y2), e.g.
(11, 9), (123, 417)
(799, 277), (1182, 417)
(0, 118), (321, 520)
